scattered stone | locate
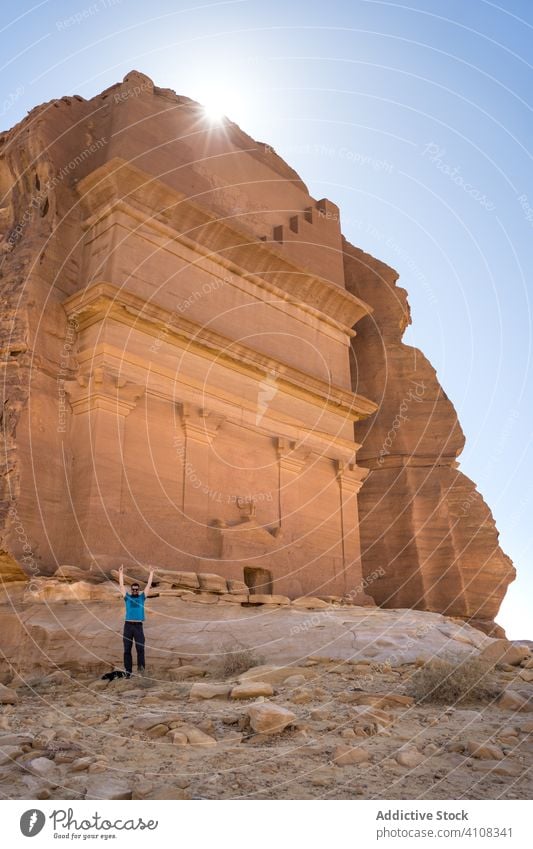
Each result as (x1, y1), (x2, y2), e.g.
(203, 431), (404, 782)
(0, 684), (17, 705)
(395, 747), (425, 768)
(310, 767), (336, 787)
(283, 675), (307, 687)
(147, 724), (169, 738)
(167, 730), (188, 746)
(466, 741), (504, 760)
(0, 745), (23, 766)
(497, 691), (533, 712)
(470, 760), (522, 777)
(69, 757), (94, 772)
(247, 702), (296, 734)
(26, 757), (58, 777)
(182, 727), (217, 747)
(352, 705), (393, 734)
(168, 666), (206, 681)
(333, 745), (371, 766)
(239, 665), (314, 685)
(1, 733), (33, 746)
(88, 762), (107, 773)
(84, 779), (132, 800)
(189, 683), (231, 700)
(519, 669), (533, 683)
(351, 693), (414, 710)
(290, 690), (313, 705)
(479, 640), (529, 668)
(230, 682), (274, 700)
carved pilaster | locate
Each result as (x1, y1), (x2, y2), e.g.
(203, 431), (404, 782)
(176, 403), (225, 521)
(334, 458), (368, 594)
(274, 436), (311, 532)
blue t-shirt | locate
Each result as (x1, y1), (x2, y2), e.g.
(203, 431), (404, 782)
(124, 592), (145, 621)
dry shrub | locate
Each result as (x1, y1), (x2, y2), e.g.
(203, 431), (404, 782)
(407, 654), (501, 705)
(213, 644), (265, 678)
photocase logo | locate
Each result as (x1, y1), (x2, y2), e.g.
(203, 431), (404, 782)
(20, 809), (46, 837)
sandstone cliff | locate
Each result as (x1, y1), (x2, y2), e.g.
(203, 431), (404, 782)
(0, 71), (515, 633)
(344, 241), (515, 635)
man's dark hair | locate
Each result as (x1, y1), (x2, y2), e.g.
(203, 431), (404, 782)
(131, 583), (140, 590)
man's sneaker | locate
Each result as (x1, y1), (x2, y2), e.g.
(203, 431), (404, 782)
(125, 672), (131, 679)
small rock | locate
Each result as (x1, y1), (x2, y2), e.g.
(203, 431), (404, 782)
(395, 747), (425, 768)
(133, 713), (178, 731)
(69, 757), (94, 772)
(148, 786), (190, 800)
(519, 669), (533, 683)
(283, 675), (306, 687)
(168, 666), (206, 681)
(333, 745), (371, 766)
(479, 640), (529, 668)
(289, 689), (313, 705)
(0, 745), (23, 766)
(148, 724), (169, 738)
(311, 767), (336, 786)
(340, 729), (357, 740)
(230, 682), (274, 700)
(466, 741), (504, 760)
(88, 762), (107, 773)
(310, 708), (329, 721)
(189, 683), (231, 700)
(238, 665), (314, 685)
(167, 730), (188, 746)
(498, 690), (533, 712)
(27, 757), (58, 777)
(0, 684), (17, 705)
(470, 760), (522, 777)
(498, 726), (519, 738)
(247, 701), (296, 734)
(183, 727), (217, 747)
(84, 779), (132, 800)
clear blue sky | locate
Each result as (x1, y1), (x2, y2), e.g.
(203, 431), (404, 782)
(2, 0), (531, 637)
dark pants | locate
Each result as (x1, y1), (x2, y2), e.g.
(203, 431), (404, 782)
(123, 621), (145, 673)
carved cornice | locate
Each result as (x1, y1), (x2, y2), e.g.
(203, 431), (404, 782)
(76, 157), (374, 330)
(65, 367), (145, 415)
(63, 282), (378, 422)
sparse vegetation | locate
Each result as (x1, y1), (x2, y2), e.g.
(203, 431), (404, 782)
(407, 654), (501, 705)
(213, 644), (265, 678)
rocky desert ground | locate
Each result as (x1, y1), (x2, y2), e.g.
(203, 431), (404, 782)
(0, 579), (531, 801)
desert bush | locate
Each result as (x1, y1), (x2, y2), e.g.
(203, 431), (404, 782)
(407, 654), (501, 705)
(213, 644), (265, 678)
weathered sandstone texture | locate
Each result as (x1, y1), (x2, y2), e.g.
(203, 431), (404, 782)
(0, 71), (514, 629)
(344, 244), (515, 634)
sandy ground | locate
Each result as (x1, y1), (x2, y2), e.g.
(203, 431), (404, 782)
(1, 658), (531, 801)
